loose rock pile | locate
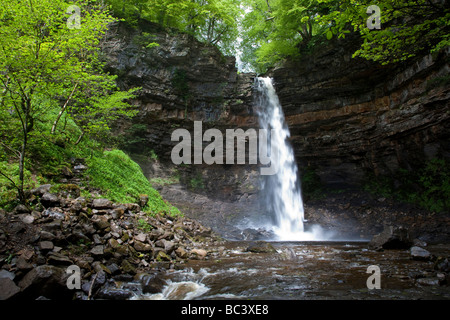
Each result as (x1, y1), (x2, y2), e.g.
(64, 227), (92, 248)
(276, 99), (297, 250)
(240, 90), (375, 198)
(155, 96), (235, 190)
(0, 184), (219, 300)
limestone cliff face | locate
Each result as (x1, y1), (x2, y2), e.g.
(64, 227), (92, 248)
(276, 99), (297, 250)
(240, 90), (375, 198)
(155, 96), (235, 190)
(102, 22), (449, 237)
(268, 37), (450, 187)
(101, 21), (259, 207)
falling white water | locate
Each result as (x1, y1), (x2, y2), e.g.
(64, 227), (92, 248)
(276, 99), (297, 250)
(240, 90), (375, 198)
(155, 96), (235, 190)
(255, 77), (326, 241)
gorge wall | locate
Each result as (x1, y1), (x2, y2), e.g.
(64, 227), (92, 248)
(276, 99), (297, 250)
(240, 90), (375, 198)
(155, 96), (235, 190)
(102, 21), (262, 237)
(268, 36), (450, 188)
(102, 21), (449, 238)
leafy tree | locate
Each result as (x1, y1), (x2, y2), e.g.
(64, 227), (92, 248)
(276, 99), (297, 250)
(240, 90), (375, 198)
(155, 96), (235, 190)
(106, 0), (242, 56)
(317, 0), (450, 65)
(239, 0), (449, 72)
(239, 0), (333, 72)
(0, 0), (138, 203)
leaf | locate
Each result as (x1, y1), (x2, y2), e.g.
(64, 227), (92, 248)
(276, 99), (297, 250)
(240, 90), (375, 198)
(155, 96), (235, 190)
(326, 30), (333, 40)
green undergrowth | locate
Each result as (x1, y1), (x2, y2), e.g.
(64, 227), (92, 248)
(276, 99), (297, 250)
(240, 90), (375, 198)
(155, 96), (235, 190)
(86, 149), (181, 217)
(1, 109), (181, 218)
(364, 158), (450, 213)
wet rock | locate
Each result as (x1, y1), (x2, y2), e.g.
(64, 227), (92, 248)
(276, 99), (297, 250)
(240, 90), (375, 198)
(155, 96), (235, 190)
(42, 208), (65, 220)
(18, 265), (70, 299)
(0, 270), (15, 281)
(0, 278), (20, 300)
(19, 214), (34, 224)
(41, 192), (60, 207)
(123, 203), (141, 213)
(156, 239), (176, 253)
(110, 207), (125, 219)
(175, 247), (188, 259)
(242, 228), (273, 241)
(47, 252), (73, 266)
(108, 238), (121, 249)
(41, 220), (62, 232)
(92, 215), (110, 230)
(434, 257), (450, 272)
(416, 277), (440, 286)
(16, 256), (33, 270)
(106, 263), (120, 275)
(156, 251), (171, 262)
(134, 241), (152, 252)
(96, 286), (132, 300)
(82, 270), (107, 295)
(140, 273), (166, 294)
(410, 246), (432, 261)
(190, 248), (208, 259)
(121, 259), (137, 275)
(30, 184), (52, 197)
(92, 199), (113, 210)
(39, 241), (54, 251)
(139, 194), (149, 208)
(14, 204), (30, 214)
(134, 233), (147, 243)
(279, 248), (298, 261)
(246, 241), (277, 253)
(368, 226), (412, 250)
(91, 245), (104, 256)
(70, 201), (83, 213)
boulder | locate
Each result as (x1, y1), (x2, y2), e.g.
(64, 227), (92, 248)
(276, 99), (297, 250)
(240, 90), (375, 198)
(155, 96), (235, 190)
(133, 241), (152, 252)
(242, 228), (274, 241)
(92, 215), (110, 230)
(39, 241), (54, 251)
(368, 226), (412, 250)
(410, 246), (432, 261)
(175, 247), (188, 259)
(190, 248), (208, 259)
(0, 278), (20, 300)
(434, 257), (450, 272)
(90, 245), (105, 256)
(30, 184), (52, 197)
(19, 214), (34, 224)
(47, 252), (73, 266)
(42, 208), (65, 220)
(245, 241), (277, 253)
(120, 259), (137, 274)
(139, 194), (149, 208)
(18, 265), (71, 299)
(14, 204), (30, 214)
(92, 199), (113, 210)
(140, 273), (166, 294)
(96, 287), (132, 300)
(40, 192), (60, 207)
(156, 251), (171, 262)
(155, 239), (176, 254)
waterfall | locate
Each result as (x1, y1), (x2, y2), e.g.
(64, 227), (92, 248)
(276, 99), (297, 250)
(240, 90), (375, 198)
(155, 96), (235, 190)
(255, 77), (324, 241)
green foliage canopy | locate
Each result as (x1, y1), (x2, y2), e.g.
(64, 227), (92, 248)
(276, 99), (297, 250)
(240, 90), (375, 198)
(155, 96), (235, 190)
(239, 0), (449, 72)
(0, 0), (138, 202)
(106, 0), (243, 55)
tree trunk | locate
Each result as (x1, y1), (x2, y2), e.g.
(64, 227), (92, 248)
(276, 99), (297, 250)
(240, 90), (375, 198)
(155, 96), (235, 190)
(51, 83), (78, 134)
(75, 131), (85, 145)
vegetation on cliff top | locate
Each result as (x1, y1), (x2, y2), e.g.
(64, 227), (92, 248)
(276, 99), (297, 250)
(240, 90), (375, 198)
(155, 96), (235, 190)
(239, 0), (449, 72)
(0, 0), (179, 216)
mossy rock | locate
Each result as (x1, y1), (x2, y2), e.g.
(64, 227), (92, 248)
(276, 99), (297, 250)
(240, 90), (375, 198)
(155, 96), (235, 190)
(121, 259), (137, 274)
(51, 184), (81, 199)
(245, 241), (277, 254)
(156, 251), (171, 262)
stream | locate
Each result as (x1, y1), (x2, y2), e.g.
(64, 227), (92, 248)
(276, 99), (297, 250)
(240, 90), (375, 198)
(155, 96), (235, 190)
(122, 241), (450, 300)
